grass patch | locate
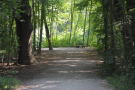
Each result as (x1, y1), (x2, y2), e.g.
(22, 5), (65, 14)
(0, 76), (21, 89)
(107, 74), (135, 90)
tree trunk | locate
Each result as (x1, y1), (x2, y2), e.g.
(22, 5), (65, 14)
(102, 0), (116, 74)
(15, 0), (33, 65)
(38, 4), (44, 54)
(83, 7), (88, 45)
(32, 0), (36, 52)
(69, 0), (74, 45)
(44, 8), (53, 50)
(73, 13), (80, 45)
(102, 0), (109, 51)
(87, 1), (92, 46)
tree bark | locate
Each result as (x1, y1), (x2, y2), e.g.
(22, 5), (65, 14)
(32, 0), (36, 52)
(15, 0), (33, 65)
(69, 0), (74, 45)
(38, 4), (44, 54)
(83, 7), (88, 45)
(87, 1), (92, 46)
(44, 7), (53, 50)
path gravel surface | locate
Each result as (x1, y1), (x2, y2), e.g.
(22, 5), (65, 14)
(16, 48), (113, 90)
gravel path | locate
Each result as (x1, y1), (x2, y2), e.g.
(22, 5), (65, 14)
(17, 48), (113, 90)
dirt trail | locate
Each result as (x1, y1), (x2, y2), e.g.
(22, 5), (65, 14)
(17, 48), (113, 90)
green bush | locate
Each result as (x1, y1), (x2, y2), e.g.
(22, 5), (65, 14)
(107, 73), (135, 90)
(0, 76), (21, 89)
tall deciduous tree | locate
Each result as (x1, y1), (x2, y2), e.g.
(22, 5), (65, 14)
(15, 0), (33, 65)
(44, 5), (53, 50)
(38, 3), (44, 54)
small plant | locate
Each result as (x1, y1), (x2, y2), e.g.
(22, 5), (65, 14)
(0, 76), (21, 89)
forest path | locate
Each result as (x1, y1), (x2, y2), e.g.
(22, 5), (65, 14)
(17, 48), (113, 90)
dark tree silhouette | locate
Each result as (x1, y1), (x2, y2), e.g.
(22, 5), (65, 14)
(15, 0), (33, 65)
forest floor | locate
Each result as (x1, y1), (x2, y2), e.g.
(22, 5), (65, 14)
(16, 47), (114, 90)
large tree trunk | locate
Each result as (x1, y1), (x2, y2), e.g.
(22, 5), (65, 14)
(102, 0), (116, 74)
(126, 0), (135, 69)
(15, 0), (33, 65)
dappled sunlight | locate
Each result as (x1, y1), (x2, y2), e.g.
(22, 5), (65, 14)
(19, 84), (44, 89)
(41, 85), (56, 89)
(66, 58), (87, 60)
(47, 60), (81, 63)
(46, 59), (98, 64)
(46, 81), (62, 84)
(75, 70), (96, 73)
(58, 71), (69, 73)
(48, 64), (78, 67)
(18, 80), (62, 90)
(67, 52), (85, 54)
(17, 79), (113, 90)
(43, 59), (99, 68)
(15, 48), (114, 90)
(46, 57), (63, 60)
(87, 60), (99, 63)
(68, 64), (77, 67)
(58, 70), (96, 74)
(1, 0), (128, 87)
(99, 61), (104, 63)
(42, 48), (91, 51)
